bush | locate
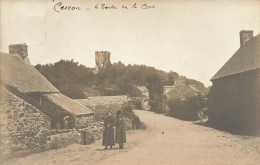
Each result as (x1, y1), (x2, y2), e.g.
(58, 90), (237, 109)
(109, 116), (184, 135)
(149, 101), (163, 113)
(168, 96), (206, 121)
(122, 104), (132, 114)
(121, 104), (146, 130)
(128, 97), (143, 109)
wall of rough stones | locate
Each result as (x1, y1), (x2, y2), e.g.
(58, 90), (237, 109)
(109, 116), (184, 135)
(75, 96), (128, 122)
(45, 130), (82, 150)
(0, 86), (51, 160)
(75, 102), (133, 130)
(76, 96), (127, 107)
(75, 115), (94, 129)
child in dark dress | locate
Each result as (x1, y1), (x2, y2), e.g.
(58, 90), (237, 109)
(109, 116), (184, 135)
(115, 110), (126, 149)
(102, 111), (115, 149)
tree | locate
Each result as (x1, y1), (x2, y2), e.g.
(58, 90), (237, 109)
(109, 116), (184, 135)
(168, 96), (206, 121)
(146, 73), (163, 113)
(167, 71), (176, 86)
(35, 59), (207, 103)
(35, 59), (94, 99)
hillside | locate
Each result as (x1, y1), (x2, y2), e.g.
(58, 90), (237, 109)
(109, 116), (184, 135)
(35, 59), (208, 112)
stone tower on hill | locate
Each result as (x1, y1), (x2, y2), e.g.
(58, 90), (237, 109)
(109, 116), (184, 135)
(95, 51), (111, 72)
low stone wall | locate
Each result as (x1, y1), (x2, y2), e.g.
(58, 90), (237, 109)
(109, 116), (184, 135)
(45, 130), (82, 150)
(75, 101), (135, 131)
(76, 96), (127, 107)
(75, 98), (131, 127)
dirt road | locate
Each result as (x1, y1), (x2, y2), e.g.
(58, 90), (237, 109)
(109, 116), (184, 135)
(5, 110), (260, 165)
(98, 110), (260, 165)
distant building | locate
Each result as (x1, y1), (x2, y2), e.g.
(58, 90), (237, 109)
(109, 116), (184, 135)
(95, 51), (111, 72)
(136, 86), (150, 110)
(162, 77), (200, 112)
(208, 30), (260, 135)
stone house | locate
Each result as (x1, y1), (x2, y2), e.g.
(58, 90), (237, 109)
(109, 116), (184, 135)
(136, 86), (150, 110)
(208, 31), (260, 135)
(162, 77), (200, 112)
(0, 44), (94, 159)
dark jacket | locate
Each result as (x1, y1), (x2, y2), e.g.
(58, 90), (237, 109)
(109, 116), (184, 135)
(115, 117), (126, 143)
(102, 115), (115, 146)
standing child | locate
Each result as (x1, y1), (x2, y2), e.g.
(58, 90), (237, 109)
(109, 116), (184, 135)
(102, 111), (115, 150)
(115, 110), (126, 149)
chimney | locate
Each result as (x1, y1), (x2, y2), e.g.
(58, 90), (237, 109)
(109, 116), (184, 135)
(240, 30), (253, 47)
(9, 43), (30, 64)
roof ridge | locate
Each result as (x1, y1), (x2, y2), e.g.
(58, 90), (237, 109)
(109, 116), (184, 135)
(0, 52), (60, 93)
(211, 34), (260, 81)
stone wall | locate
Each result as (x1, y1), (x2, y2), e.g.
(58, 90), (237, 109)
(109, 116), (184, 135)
(75, 96), (130, 128)
(76, 95), (127, 108)
(45, 130), (82, 150)
(76, 103), (134, 130)
(75, 115), (94, 129)
(0, 86), (51, 160)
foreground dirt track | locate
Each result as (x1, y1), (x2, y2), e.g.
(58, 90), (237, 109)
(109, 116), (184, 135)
(98, 110), (260, 165)
(5, 110), (260, 165)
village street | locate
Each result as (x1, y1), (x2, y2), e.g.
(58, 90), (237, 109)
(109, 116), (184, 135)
(5, 110), (260, 165)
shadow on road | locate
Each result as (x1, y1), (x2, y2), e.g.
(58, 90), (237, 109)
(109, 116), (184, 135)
(195, 121), (260, 137)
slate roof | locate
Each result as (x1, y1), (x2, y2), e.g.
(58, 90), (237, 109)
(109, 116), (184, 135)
(137, 86), (149, 97)
(0, 52), (93, 116)
(211, 34), (260, 81)
(188, 85), (200, 93)
(166, 84), (198, 100)
(44, 93), (94, 116)
(0, 52), (59, 93)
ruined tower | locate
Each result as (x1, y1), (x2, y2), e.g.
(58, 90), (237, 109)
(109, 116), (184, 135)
(95, 51), (111, 72)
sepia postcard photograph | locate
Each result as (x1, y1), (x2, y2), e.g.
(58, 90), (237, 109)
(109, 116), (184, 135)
(0, 0), (260, 164)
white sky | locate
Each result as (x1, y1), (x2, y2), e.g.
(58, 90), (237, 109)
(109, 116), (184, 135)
(1, 0), (260, 86)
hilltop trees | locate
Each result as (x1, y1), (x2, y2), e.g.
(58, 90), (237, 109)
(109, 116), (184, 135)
(35, 59), (94, 98)
(35, 59), (207, 112)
